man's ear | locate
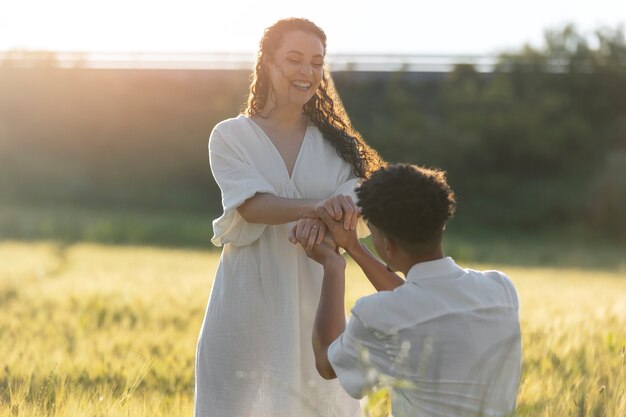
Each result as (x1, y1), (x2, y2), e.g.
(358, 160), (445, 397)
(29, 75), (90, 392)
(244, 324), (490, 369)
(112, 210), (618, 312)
(383, 235), (396, 260)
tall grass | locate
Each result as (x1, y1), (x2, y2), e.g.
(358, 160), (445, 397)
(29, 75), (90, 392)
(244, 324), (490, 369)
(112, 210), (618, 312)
(0, 241), (625, 416)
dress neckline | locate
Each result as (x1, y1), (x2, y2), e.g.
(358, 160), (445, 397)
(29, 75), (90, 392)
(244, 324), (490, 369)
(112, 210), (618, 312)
(243, 114), (310, 180)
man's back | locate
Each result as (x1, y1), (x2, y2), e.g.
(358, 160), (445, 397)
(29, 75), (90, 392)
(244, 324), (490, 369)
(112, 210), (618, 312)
(328, 257), (521, 417)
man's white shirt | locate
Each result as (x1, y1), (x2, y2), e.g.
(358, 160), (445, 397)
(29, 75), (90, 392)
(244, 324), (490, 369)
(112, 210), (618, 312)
(328, 257), (521, 417)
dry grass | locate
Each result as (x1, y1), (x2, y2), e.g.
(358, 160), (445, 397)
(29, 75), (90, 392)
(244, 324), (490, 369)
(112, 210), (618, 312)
(0, 241), (625, 416)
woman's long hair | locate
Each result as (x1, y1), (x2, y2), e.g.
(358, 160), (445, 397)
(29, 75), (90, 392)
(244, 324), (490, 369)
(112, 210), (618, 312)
(243, 18), (385, 178)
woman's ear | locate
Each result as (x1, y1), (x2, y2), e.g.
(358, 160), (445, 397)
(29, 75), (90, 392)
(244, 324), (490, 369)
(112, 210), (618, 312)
(262, 53), (276, 69)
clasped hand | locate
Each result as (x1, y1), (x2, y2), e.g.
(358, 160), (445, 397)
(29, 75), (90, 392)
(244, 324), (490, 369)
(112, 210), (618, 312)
(289, 195), (360, 255)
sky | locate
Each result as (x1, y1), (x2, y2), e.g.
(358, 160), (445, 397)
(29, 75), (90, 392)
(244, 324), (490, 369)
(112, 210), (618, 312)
(1, 0), (625, 55)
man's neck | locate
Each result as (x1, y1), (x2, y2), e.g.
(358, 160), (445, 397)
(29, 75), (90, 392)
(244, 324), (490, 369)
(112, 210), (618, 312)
(398, 247), (445, 276)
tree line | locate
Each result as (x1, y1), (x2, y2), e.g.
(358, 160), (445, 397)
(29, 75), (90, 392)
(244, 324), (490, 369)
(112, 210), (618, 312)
(1, 25), (624, 241)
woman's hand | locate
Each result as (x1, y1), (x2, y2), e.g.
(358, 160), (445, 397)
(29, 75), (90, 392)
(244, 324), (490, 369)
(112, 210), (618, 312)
(289, 218), (328, 251)
(315, 195), (359, 231)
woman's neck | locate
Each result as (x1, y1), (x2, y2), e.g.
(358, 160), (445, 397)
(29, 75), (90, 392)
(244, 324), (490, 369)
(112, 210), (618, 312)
(258, 103), (305, 128)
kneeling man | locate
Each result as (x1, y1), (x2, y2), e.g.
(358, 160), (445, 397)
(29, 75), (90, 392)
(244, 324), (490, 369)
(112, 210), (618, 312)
(298, 164), (521, 417)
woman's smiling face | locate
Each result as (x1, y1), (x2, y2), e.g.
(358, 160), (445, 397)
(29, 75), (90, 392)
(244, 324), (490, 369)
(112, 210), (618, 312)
(266, 30), (325, 108)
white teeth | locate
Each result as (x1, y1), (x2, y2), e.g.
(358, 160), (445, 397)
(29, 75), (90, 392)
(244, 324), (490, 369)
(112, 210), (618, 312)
(292, 81), (311, 89)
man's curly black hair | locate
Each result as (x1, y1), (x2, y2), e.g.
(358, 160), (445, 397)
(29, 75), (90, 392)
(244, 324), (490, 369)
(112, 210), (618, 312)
(356, 164), (457, 248)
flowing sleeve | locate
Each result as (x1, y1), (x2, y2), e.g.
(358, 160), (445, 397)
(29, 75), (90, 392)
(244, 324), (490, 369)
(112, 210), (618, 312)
(209, 126), (276, 247)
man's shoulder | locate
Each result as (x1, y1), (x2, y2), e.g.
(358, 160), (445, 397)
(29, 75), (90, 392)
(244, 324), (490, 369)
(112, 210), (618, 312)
(351, 291), (393, 317)
(350, 286), (431, 337)
(465, 268), (519, 308)
(351, 267), (519, 335)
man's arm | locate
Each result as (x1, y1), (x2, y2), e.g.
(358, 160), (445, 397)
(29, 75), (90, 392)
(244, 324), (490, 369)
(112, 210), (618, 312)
(312, 254), (345, 379)
(346, 241), (404, 292)
(298, 242), (346, 380)
(318, 208), (404, 291)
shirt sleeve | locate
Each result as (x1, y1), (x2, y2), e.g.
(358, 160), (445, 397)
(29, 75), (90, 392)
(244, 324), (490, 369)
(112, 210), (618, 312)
(327, 313), (380, 399)
(209, 127), (276, 247)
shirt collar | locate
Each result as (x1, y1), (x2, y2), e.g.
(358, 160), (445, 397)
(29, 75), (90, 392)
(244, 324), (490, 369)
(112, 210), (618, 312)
(405, 257), (464, 282)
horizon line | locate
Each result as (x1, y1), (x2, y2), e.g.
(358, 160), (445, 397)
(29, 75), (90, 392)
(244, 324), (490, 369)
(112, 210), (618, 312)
(0, 50), (501, 72)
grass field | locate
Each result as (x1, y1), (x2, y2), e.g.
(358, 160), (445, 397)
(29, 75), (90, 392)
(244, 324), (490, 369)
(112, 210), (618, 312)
(1, 241), (625, 416)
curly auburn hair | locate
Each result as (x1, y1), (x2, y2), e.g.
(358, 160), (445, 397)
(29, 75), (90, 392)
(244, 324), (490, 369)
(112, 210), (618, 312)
(243, 17), (384, 178)
(356, 164), (457, 246)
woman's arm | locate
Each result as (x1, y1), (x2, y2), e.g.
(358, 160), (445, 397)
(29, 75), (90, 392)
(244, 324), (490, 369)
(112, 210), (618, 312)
(236, 193), (321, 225)
(237, 193), (360, 227)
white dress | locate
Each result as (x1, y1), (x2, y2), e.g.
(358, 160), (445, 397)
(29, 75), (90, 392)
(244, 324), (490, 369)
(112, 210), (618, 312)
(194, 114), (365, 417)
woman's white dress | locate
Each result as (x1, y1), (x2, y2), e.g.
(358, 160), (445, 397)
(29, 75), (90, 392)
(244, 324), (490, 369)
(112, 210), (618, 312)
(194, 115), (365, 417)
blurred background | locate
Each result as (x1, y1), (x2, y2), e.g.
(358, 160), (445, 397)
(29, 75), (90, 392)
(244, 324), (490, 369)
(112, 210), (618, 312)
(1, 0), (625, 267)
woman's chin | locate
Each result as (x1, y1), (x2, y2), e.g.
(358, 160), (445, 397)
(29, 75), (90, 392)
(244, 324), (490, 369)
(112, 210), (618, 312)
(289, 92), (315, 106)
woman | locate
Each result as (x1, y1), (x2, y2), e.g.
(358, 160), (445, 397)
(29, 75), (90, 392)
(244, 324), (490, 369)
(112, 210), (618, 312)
(195, 18), (383, 417)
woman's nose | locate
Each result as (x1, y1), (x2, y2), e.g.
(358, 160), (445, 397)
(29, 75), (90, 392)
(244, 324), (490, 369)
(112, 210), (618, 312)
(299, 63), (313, 75)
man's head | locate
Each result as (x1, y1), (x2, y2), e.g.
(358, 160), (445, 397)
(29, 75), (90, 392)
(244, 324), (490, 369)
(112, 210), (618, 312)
(356, 164), (456, 269)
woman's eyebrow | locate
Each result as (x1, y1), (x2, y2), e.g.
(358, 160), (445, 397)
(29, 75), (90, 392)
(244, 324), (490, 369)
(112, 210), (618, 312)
(286, 50), (324, 59)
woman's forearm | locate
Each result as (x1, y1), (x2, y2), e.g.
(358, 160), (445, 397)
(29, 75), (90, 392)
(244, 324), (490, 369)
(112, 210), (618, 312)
(237, 193), (321, 225)
(347, 242), (405, 291)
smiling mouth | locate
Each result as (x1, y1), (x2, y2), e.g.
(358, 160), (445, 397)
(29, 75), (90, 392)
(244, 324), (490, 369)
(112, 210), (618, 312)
(291, 81), (312, 91)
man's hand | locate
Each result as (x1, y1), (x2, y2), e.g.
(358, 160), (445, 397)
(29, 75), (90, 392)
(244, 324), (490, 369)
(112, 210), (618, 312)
(303, 241), (345, 270)
(318, 208), (360, 253)
(315, 195), (359, 231)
